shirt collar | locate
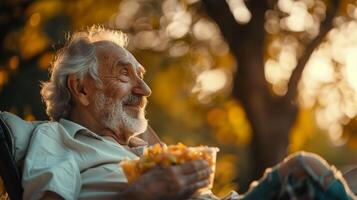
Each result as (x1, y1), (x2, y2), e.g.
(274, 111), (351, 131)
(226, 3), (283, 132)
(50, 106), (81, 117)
(58, 119), (149, 147)
(59, 118), (103, 140)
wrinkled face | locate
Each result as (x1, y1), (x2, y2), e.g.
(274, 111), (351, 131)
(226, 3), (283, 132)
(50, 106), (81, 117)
(92, 41), (151, 136)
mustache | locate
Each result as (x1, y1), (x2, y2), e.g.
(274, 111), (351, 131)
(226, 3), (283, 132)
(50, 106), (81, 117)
(122, 94), (147, 108)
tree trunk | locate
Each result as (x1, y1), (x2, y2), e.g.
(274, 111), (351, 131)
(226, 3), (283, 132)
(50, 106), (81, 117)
(232, 32), (298, 179)
(245, 97), (298, 180)
(202, 0), (339, 184)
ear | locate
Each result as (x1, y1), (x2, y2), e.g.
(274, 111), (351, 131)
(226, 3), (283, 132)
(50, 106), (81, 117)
(67, 74), (90, 106)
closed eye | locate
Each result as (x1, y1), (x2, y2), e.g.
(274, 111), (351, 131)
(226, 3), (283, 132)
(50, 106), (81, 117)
(121, 68), (129, 76)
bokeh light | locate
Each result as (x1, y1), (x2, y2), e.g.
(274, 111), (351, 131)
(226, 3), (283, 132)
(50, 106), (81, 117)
(2, 0), (357, 197)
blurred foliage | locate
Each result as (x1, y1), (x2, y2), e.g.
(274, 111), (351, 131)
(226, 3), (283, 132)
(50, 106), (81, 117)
(1, 0), (357, 197)
(0, 178), (8, 200)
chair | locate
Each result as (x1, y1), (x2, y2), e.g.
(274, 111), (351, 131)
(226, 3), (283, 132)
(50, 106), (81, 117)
(0, 111), (43, 200)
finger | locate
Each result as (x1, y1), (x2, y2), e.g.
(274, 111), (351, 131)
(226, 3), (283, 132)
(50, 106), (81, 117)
(179, 179), (210, 198)
(174, 160), (209, 174)
(184, 168), (212, 185)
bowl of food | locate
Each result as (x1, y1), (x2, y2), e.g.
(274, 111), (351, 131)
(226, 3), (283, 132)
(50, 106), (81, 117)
(120, 143), (219, 192)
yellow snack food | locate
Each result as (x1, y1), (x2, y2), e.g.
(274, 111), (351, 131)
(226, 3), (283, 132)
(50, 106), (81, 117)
(120, 143), (219, 189)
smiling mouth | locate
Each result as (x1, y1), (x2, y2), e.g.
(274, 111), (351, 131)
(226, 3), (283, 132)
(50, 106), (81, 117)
(124, 105), (142, 113)
(123, 97), (147, 109)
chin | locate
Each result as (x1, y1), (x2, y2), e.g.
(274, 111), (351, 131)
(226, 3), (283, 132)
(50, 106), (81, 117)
(129, 119), (148, 135)
(116, 117), (148, 136)
(124, 108), (146, 119)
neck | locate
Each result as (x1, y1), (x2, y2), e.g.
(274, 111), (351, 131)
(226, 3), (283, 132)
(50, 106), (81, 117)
(69, 106), (130, 145)
(101, 130), (131, 145)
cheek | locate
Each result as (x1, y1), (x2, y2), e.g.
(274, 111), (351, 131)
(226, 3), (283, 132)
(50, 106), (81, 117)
(103, 82), (130, 100)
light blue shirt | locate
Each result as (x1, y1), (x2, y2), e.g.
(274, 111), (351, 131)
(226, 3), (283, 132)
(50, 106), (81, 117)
(22, 119), (146, 200)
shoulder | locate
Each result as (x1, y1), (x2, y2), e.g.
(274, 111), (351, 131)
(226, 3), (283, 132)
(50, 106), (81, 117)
(35, 121), (62, 131)
(26, 122), (73, 157)
(32, 121), (68, 140)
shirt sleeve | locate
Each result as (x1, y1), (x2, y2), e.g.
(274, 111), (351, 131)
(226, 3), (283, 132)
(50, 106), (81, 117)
(22, 123), (81, 200)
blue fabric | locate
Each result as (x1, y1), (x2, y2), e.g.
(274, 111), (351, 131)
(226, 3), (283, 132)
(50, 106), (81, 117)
(241, 168), (281, 200)
(325, 180), (353, 200)
(240, 167), (355, 200)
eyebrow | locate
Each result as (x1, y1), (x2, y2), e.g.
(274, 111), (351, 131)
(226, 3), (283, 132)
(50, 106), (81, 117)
(112, 59), (130, 69)
(114, 60), (146, 75)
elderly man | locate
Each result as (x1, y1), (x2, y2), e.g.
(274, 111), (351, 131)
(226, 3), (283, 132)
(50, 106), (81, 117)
(22, 26), (356, 200)
(22, 26), (212, 200)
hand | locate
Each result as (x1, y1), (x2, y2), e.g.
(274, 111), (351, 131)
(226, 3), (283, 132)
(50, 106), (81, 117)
(131, 160), (212, 200)
(40, 191), (64, 200)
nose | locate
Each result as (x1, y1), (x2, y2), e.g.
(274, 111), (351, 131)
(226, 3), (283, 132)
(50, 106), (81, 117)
(133, 79), (152, 97)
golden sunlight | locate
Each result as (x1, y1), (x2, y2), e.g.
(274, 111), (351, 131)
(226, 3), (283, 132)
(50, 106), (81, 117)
(282, 2), (314, 32)
(345, 47), (357, 93)
(113, 0), (140, 29)
(265, 38), (298, 95)
(193, 19), (219, 41)
(0, 69), (8, 90)
(8, 56), (19, 71)
(166, 11), (191, 39)
(226, 0), (251, 24)
(263, 3), (357, 146)
(29, 13), (41, 27)
(192, 69), (228, 101)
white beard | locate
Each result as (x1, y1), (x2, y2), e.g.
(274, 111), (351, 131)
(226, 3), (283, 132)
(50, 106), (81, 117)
(94, 92), (148, 136)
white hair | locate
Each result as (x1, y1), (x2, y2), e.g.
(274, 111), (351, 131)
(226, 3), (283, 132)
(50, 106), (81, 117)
(41, 25), (128, 121)
(94, 92), (148, 136)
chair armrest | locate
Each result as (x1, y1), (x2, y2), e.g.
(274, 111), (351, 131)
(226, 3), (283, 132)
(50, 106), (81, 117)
(0, 121), (23, 200)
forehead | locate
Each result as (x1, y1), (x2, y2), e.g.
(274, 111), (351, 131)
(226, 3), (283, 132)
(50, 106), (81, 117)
(94, 41), (144, 73)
